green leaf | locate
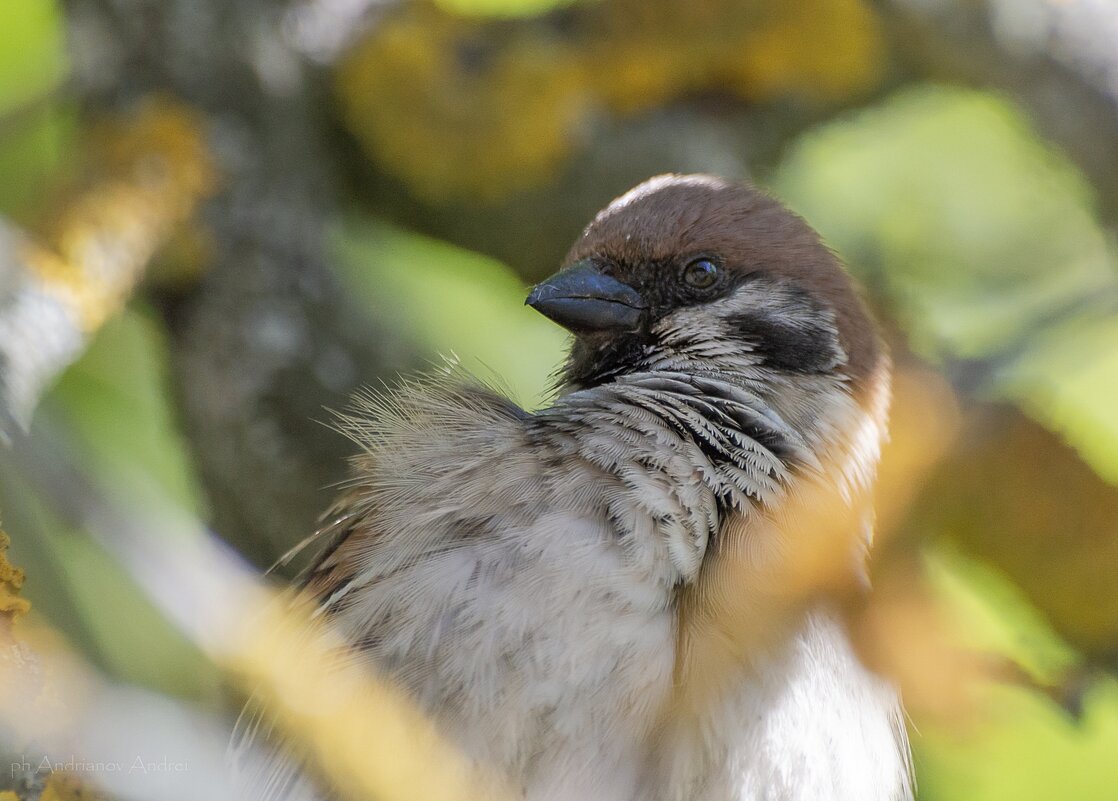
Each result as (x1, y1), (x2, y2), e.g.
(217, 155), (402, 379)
(45, 305), (206, 517)
(917, 545), (1118, 801)
(334, 218), (567, 409)
(0, 0), (67, 113)
(432, 0), (584, 19)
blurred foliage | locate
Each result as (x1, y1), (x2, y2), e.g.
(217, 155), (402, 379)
(2, 1), (1118, 800)
(916, 547), (1118, 801)
(775, 87), (1115, 367)
(1, 308), (218, 700)
(916, 407), (1118, 662)
(337, 0), (882, 200)
(0, 530), (30, 621)
(775, 86), (1118, 483)
(433, 0), (577, 17)
(0, 0), (66, 112)
(45, 308), (205, 517)
(1002, 315), (1118, 488)
(0, 108), (76, 224)
(0, 0), (72, 221)
(334, 220), (566, 406)
(35, 775), (104, 801)
(774, 86), (1118, 672)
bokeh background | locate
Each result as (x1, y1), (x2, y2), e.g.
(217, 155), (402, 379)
(2, 0), (1118, 799)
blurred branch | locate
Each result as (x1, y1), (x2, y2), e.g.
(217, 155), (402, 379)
(0, 99), (215, 439)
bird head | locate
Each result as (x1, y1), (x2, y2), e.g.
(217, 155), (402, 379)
(528, 174), (889, 485)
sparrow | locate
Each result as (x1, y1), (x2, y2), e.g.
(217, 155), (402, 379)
(241, 174), (912, 801)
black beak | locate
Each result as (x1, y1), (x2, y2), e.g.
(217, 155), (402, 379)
(526, 260), (645, 333)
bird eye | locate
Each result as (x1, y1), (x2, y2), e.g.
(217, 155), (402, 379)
(682, 258), (720, 290)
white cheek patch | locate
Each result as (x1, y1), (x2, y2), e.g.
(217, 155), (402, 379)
(652, 284), (847, 375)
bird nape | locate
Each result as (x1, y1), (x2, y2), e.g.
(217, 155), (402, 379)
(236, 174), (913, 801)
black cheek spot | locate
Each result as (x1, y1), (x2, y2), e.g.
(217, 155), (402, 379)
(726, 312), (841, 374)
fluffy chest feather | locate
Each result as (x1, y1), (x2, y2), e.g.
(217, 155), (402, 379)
(305, 378), (909, 801)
